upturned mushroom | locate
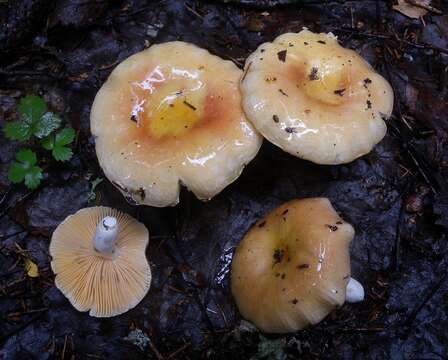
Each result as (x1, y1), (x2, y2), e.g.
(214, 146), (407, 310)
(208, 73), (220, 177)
(240, 29), (394, 164)
(231, 198), (363, 333)
(91, 41), (262, 207)
(50, 206), (151, 317)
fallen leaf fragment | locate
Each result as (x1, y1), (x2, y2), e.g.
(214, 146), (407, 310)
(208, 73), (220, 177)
(393, 0), (429, 19)
(24, 258), (39, 278)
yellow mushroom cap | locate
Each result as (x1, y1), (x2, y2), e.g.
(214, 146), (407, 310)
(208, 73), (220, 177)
(240, 29), (394, 164)
(231, 198), (354, 333)
(91, 41), (262, 207)
(50, 206), (151, 317)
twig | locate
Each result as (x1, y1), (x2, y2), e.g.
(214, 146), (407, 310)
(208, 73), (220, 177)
(0, 231), (27, 241)
(98, 61), (119, 70)
(394, 198), (405, 272)
(167, 343), (190, 359)
(84, 354), (105, 359)
(405, 143), (437, 193)
(0, 69), (62, 79)
(148, 338), (164, 360)
(184, 2), (203, 19)
(165, 204), (217, 335)
(381, 52), (440, 193)
(0, 269), (21, 279)
(0, 189), (36, 220)
(375, 0), (381, 31)
(3, 277), (26, 289)
(62, 334), (68, 360)
(403, 260), (448, 332)
(334, 28), (448, 55)
(340, 327), (385, 333)
(7, 307), (48, 318)
(107, 2), (164, 21)
(350, 7), (354, 29)
(0, 188), (11, 208)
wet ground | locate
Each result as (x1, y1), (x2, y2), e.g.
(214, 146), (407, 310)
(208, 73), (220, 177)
(1, 0), (448, 359)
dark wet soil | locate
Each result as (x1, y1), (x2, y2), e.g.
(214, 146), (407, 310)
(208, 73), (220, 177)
(1, 0), (448, 359)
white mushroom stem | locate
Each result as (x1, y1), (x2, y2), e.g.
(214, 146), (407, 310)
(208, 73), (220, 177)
(345, 277), (365, 303)
(93, 216), (118, 255)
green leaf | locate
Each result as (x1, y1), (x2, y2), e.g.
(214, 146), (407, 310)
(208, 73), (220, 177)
(41, 135), (55, 150)
(55, 127), (75, 146)
(45, 128), (75, 162)
(18, 95), (47, 123)
(8, 149), (42, 189)
(52, 146), (73, 162)
(16, 149), (37, 166)
(3, 121), (32, 141)
(8, 163), (27, 183)
(34, 112), (61, 139)
(6, 96), (63, 142)
(24, 167), (43, 189)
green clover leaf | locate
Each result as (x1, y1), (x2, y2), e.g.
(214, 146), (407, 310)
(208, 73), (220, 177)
(18, 95), (47, 123)
(33, 112), (61, 139)
(3, 95), (61, 141)
(8, 149), (43, 189)
(42, 127), (75, 161)
(4, 121), (33, 141)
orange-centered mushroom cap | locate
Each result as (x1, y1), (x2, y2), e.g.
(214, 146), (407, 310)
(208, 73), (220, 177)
(231, 198), (354, 333)
(50, 206), (151, 317)
(91, 41), (262, 207)
(240, 30), (394, 164)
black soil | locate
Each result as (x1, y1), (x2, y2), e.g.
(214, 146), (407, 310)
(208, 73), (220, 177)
(1, 1), (448, 359)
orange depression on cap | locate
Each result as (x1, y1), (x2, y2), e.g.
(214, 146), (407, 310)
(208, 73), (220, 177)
(91, 41), (262, 207)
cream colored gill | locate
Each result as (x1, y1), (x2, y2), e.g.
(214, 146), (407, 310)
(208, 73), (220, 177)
(50, 207), (151, 318)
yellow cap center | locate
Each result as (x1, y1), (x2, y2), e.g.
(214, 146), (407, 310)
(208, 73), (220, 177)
(140, 81), (204, 139)
(303, 61), (348, 106)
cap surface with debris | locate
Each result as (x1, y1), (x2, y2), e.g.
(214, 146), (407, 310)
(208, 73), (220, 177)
(231, 198), (355, 333)
(240, 29), (394, 164)
(91, 41), (262, 207)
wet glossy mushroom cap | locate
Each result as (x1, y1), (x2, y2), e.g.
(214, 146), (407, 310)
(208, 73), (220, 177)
(91, 41), (262, 207)
(50, 206), (151, 317)
(240, 29), (394, 164)
(231, 198), (354, 333)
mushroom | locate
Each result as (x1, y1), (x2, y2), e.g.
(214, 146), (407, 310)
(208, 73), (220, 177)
(240, 29), (394, 164)
(50, 206), (151, 317)
(231, 198), (362, 333)
(91, 41), (262, 207)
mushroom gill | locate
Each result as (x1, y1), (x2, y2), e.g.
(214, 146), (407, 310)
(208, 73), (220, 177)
(50, 206), (151, 317)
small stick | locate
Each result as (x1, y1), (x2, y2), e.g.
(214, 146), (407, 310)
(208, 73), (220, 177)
(62, 334), (68, 360)
(184, 2), (203, 19)
(167, 343), (190, 359)
(148, 338), (164, 360)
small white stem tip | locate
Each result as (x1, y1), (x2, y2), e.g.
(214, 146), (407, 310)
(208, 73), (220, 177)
(345, 277), (365, 303)
(93, 216), (118, 255)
